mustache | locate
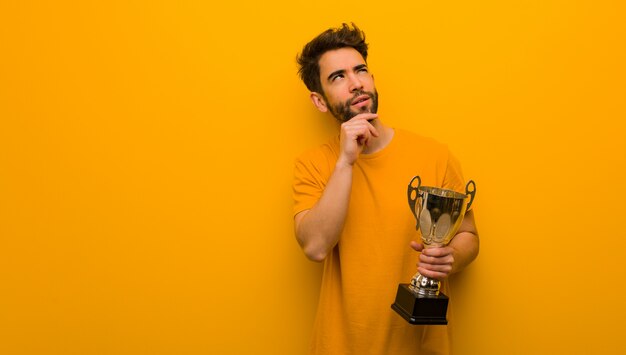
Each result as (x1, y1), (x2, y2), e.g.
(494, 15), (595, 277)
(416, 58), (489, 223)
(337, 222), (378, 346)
(347, 91), (375, 105)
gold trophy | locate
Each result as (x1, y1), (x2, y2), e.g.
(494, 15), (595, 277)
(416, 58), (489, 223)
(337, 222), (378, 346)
(391, 176), (476, 325)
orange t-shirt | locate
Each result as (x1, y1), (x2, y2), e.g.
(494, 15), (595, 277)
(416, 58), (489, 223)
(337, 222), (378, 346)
(293, 128), (466, 355)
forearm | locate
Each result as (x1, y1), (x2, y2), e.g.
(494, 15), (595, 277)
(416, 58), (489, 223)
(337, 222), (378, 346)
(295, 162), (353, 261)
(448, 231), (479, 275)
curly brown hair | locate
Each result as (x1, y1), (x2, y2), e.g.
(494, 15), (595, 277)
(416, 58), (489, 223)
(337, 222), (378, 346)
(296, 23), (369, 95)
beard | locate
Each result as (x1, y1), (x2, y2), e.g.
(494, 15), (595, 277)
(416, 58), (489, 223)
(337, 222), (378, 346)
(327, 89), (379, 123)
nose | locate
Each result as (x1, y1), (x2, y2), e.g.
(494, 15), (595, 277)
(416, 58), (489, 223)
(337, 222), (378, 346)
(348, 73), (363, 92)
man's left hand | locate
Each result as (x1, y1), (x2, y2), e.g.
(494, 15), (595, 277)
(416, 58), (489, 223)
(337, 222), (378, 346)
(409, 241), (455, 280)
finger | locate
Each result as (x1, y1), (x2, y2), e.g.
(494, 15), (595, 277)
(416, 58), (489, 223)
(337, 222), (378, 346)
(349, 129), (374, 148)
(421, 247), (453, 258)
(354, 128), (370, 143)
(349, 126), (372, 146)
(420, 253), (454, 265)
(348, 113), (378, 122)
(418, 262), (453, 273)
(409, 241), (424, 252)
(366, 121), (379, 137)
(343, 121), (372, 135)
(346, 114), (380, 137)
(417, 267), (450, 281)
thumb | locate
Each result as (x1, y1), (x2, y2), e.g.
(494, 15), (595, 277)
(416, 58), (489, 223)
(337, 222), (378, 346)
(409, 241), (424, 252)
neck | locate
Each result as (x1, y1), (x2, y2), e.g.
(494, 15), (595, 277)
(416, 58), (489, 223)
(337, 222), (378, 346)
(362, 119), (394, 154)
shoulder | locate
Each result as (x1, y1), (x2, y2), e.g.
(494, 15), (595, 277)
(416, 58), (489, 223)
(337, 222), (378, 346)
(294, 135), (340, 177)
(394, 128), (451, 158)
(391, 128), (461, 188)
(296, 135), (339, 162)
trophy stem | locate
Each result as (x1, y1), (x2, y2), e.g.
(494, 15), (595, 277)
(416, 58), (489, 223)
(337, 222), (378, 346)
(409, 272), (441, 297)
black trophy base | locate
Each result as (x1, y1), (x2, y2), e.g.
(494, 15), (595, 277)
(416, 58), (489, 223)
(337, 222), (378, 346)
(391, 284), (449, 325)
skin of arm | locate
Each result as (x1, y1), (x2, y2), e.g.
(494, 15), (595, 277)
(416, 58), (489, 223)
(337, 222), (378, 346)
(294, 114), (379, 262)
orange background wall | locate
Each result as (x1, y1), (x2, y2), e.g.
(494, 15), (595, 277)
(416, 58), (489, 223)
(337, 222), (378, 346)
(1, 1), (625, 354)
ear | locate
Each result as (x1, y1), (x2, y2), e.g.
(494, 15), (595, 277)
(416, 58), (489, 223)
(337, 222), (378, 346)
(310, 92), (328, 113)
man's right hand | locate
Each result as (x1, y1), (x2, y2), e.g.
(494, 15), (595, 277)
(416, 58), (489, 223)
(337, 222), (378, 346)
(337, 113), (380, 167)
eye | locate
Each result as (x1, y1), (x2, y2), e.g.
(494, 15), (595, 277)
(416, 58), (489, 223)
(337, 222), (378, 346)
(331, 74), (344, 82)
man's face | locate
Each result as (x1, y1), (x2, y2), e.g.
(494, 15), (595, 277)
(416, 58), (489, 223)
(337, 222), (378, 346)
(316, 47), (378, 122)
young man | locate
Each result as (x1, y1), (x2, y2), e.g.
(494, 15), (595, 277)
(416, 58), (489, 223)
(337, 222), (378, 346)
(293, 23), (479, 355)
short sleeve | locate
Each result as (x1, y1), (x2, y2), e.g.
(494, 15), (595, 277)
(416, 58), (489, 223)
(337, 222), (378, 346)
(442, 149), (466, 196)
(292, 146), (335, 217)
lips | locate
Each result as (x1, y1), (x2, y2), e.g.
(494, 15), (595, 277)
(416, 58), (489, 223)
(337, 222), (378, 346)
(351, 95), (370, 106)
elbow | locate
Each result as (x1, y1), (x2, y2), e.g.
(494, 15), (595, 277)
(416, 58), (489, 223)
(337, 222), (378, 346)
(300, 241), (328, 262)
(304, 248), (327, 262)
(294, 217), (332, 262)
(297, 235), (329, 262)
(472, 232), (480, 259)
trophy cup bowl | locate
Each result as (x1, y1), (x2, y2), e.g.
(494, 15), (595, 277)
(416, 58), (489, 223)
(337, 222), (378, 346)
(391, 176), (476, 325)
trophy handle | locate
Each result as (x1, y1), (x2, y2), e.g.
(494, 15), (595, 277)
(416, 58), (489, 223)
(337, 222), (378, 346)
(465, 180), (476, 210)
(407, 176), (421, 228)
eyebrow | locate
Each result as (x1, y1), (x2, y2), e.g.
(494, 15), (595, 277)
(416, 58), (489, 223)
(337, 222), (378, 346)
(326, 64), (368, 82)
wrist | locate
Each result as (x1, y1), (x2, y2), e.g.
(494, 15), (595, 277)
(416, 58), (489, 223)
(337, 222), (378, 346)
(335, 157), (355, 170)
